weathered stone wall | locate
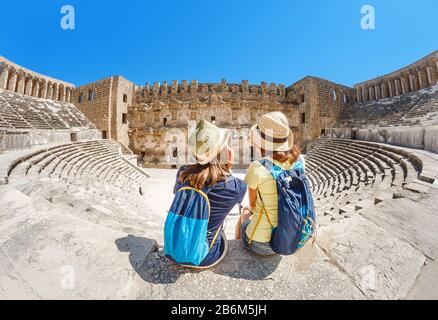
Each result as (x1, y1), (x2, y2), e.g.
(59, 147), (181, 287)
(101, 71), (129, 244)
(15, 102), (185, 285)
(355, 126), (425, 149)
(329, 125), (436, 152)
(126, 77), (356, 166)
(129, 80), (295, 167)
(424, 125), (438, 153)
(326, 128), (352, 139)
(73, 78), (113, 138)
(286, 77), (355, 147)
(72, 76), (135, 146)
(110, 76), (133, 147)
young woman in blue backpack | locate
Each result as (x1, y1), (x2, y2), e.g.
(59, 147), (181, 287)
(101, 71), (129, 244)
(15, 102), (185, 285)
(165, 120), (247, 268)
(235, 112), (315, 256)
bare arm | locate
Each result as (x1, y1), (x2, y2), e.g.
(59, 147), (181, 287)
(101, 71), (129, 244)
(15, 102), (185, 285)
(235, 186), (257, 240)
(248, 187), (257, 210)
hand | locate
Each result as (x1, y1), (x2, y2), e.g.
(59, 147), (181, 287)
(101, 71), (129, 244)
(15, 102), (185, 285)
(242, 206), (253, 215)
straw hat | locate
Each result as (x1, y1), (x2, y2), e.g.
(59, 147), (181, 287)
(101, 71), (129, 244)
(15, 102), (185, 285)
(249, 111), (294, 152)
(188, 120), (231, 165)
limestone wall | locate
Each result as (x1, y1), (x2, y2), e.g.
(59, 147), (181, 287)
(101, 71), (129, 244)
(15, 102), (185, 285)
(138, 79), (286, 99)
(328, 125), (438, 153)
(286, 77), (355, 146)
(129, 80), (294, 166)
(425, 125), (438, 153)
(326, 128), (352, 139)
(73, 76), (135, 146)
(110, 76), (133, 147)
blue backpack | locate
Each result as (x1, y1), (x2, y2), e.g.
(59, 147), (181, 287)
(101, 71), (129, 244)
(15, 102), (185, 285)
(164, 186), (221, 266)
(249, 158), (316, 255)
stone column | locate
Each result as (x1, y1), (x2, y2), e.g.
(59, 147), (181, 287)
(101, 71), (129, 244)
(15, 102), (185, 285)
(32, 80), (40, 97)
(400, 77), (408, 94)
(431, 64), (438, 85)
(25, 77), (33, 96)
(381, 82), (388, 98)
(426, 67), (434, 86)
(65, 87), (71, 102)
(362, 86), (368, 102)
(395, 79), (401, 96)
(436, 60), (438, 83)
(388, 81), (393, 97)
(374, 84), (380, 100)
(409, 73), (417, 92)
(52, 84), (59, 100)
(39, 81), (47, 99)
(16, 73), (26, 94)
(369, 86), (375, 101)
(0, 66), (9, 89)
(356, 87), (362, 103)
(59, 86), (66, 102)
(418, 70), (428, 89)
(46, 83), (53, 99)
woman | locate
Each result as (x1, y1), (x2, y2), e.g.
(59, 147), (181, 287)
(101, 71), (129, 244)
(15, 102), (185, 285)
(173, 119), (246, 268)
(235, 111), (304, 256)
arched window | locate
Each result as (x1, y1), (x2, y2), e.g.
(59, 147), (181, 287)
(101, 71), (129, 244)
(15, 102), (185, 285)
(88, 89), (96, 101)
(163, 117), (167, 125)
(332, 90), (337, 101)
(343, 93), (348, 103)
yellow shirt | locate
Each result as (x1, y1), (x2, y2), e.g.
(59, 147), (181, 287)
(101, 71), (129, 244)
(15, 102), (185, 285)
(244, 157), (293, 243)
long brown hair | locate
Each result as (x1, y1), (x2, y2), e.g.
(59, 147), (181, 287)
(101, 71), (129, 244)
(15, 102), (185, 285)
(261, 144), (301, 164)
(179, 148), (231, 190)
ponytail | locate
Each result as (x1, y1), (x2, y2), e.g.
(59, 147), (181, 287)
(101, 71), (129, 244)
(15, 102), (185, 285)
(260, 145), (301, 164)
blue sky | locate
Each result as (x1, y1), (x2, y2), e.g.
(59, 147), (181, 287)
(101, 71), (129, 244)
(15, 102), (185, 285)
(0, 0), (436, 87)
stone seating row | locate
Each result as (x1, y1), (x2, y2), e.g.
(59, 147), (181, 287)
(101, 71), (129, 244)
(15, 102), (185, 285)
(305, 138), (422, 226)
(8, 140), (147, 194)
(0, 88), (95, 130)
(339, 84), (438, 128)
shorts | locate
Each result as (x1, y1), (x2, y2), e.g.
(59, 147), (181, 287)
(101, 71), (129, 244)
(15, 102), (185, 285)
(241, 220), (277, 256)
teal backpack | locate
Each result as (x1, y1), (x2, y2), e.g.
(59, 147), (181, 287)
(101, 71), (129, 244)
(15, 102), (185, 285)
(163, 186), (221, 266)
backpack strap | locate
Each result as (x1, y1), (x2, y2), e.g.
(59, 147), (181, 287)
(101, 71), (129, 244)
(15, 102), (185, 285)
(177, 186), (211, 213)
(259, 158), (284, 180)
(248, 190), (274, 244)
(209, 227), (222, 250)
(259, 158), (275, 172)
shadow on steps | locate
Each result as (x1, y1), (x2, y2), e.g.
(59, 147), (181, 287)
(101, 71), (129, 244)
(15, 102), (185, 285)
(115, 236), (282, 285)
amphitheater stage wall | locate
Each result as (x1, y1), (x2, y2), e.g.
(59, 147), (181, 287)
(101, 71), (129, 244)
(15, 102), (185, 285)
(326, 128), (352, 139)
(328, 126), (438, 152)
(425, 125), (438, 153)
(361, 127), (425, 150)
(0, 129), (102, 152)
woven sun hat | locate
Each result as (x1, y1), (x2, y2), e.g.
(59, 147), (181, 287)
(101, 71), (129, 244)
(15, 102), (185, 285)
(249, 111), (294, 152)
(188, 120), (231, 165)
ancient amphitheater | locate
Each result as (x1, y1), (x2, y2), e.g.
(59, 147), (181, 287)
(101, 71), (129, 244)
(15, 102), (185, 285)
(0, 51), (438, 300)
